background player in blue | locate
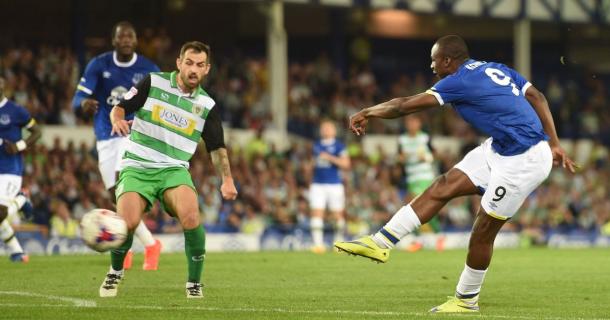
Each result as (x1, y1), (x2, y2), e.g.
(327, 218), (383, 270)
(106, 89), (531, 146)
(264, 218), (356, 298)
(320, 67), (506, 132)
(71, 21), (162, 271)
(0, 76), (40, 263)
(335, 35), (576, 313)
(309, 120), (350, 253)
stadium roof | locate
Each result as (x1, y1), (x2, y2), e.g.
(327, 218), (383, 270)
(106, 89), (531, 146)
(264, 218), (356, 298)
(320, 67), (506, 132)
(285, 0), (610, 25)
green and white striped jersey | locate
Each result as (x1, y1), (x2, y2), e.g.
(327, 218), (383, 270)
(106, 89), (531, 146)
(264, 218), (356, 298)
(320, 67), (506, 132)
(398, 131), (436, 183)
(117, 71), (223, 170)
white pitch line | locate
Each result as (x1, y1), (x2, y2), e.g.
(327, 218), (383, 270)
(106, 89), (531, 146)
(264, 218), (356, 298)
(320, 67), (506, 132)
(0, 302), (608, 320)
(0, 291), (96, 307)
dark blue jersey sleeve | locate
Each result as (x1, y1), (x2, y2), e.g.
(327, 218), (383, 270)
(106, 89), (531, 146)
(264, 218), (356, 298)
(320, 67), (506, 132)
(506, 67), (532, 95)
(426, 74), (465, 106)
(72, 57), (101, 110)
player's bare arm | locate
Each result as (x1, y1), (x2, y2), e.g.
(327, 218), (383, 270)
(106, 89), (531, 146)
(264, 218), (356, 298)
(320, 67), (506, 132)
(349, 93), (439, 136)
(210, 148), (238, 200)
(3, 120), (42, 155)
(319, 152), (351, 170)
(109, 106), (132, 137)
(524, 85), (576, 173)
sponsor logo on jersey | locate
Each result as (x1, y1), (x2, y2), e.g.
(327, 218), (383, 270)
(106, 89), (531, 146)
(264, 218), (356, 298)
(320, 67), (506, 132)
(151, 105), (196, 135)
(106, 86), (128, 106)
(0, 114), (10, 125)
(160, 92), (170, 101)
(103, 71), (112, 79)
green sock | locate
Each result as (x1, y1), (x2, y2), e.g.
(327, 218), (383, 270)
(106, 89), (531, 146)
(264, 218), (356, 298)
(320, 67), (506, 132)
(110, 233), (134, 271)
(184, 225), (206, 283)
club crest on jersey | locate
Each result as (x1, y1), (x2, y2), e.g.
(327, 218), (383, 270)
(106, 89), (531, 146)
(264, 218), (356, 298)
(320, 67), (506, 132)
(0, 114), (10, 125)
(192, 104), (204, 116)
(132, 73), (144, 84)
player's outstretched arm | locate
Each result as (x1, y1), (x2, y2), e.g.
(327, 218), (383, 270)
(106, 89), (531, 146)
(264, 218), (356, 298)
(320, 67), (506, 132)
(525, 85), (577, 173)
(210, 148), (238, 200)
(349, 93), (440, 136)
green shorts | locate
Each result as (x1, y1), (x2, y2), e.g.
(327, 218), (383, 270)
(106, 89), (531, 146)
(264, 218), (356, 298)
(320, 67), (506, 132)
(115, 166), (196, 215)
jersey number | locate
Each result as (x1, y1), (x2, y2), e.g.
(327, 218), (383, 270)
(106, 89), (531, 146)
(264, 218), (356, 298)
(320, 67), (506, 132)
(484, 68), (519, 96)
(492, 186), (507, 202)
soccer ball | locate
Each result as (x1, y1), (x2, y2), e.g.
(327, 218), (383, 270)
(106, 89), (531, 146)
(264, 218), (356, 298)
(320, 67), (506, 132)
(80, 209), (128, 252)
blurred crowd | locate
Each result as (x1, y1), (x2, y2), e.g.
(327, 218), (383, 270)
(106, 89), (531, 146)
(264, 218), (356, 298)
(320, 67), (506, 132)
(1, 42), (610, 245)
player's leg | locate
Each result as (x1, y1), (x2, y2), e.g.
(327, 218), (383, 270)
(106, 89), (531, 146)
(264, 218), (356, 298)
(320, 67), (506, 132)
(99, 191), (146, 297)
(335, 140), (489, 262)
(0, 175), (29, 262)
(309, 183), (327, 253)
(431, 140), (553, 313)
(162, 184), (205, 298)
(329, 184), (346, 243)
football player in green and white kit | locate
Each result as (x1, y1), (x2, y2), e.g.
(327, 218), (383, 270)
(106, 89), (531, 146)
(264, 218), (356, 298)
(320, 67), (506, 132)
(100, 41), (237, 298)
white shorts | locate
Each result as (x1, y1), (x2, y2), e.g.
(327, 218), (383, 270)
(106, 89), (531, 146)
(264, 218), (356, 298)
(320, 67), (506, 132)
(309, 183), (345, 211)
(97, 137), (129, 190)
(0, 174), (23, 215)
(454, 138), (553, 220)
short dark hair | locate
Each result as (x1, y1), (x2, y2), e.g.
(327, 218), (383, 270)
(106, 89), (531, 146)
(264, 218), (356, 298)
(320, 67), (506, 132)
(180, 41), (211, 62)
(112, 21), (136, 39)
(436, 35), (469, 61)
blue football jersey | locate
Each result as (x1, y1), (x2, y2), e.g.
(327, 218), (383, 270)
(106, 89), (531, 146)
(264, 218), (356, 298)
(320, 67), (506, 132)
(427, 59), (548, 156)
(72, 51), (159, 141)
(0, 98), (34, 175)
(313, 139), (346, 184)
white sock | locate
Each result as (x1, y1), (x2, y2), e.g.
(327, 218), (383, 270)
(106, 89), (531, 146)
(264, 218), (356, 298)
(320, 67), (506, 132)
(456, 264), (487, 299)
(14, 195), (26, 210)
(334, 218), (345, 242)
(108, 266), (124, 276)
(1, 220), (24, 254)
(372, 205), (421, 248)
(186, 281), (200, 287)
(310, 217), (324, 247)
(135, 220), (156, 247)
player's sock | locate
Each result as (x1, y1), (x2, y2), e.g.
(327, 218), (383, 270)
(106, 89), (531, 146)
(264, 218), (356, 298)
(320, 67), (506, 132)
(333, 218), (346, 242)
(110, 233), (134, 271)
(135, 220), (156, 247)
(372, 205), (421, 249)
(108, 266), (124, 276)
(1, 220), (24, 254)
(455, 264), (487, 300)
(310, 217), (324, 247)
(184, 225), (206, 283)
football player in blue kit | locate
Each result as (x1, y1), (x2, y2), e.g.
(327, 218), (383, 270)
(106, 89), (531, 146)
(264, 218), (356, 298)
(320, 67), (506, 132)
(335, 35), (576, 313)
(0, 76), (41, 262)
(309, 120), (351, 253)
(71, 21), (162, 270)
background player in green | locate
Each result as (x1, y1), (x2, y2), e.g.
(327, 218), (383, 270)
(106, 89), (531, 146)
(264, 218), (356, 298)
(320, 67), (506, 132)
(101, 41), (238, 298)
(398, 115), (444, 252)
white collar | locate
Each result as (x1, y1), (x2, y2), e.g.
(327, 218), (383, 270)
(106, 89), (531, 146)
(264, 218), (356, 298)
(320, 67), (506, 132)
(321, 138), (336, 145)
(113, 51), (138, 68)
(0, 97), (7, 108)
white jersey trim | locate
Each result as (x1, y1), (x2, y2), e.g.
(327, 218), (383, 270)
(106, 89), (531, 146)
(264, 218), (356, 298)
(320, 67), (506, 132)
(521, 82), (532, 95)
(113, 51), (138, 68)
(121, 140), (190, 169)
(426, 89), (444, 106)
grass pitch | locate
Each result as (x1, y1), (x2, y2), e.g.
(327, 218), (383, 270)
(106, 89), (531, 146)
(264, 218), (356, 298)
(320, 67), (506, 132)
(1, 248), (609, 319)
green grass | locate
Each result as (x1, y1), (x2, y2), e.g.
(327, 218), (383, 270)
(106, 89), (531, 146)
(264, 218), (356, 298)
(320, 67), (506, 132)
(1, 248), (609, 319)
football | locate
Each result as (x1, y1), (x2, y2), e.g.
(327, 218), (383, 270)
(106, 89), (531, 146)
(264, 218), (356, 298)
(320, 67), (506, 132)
(80, 209), (128, 252)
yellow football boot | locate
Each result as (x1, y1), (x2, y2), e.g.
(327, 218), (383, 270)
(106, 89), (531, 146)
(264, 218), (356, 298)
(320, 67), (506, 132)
(334, 236), (390, 263)
(429, 296), (480, 313)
